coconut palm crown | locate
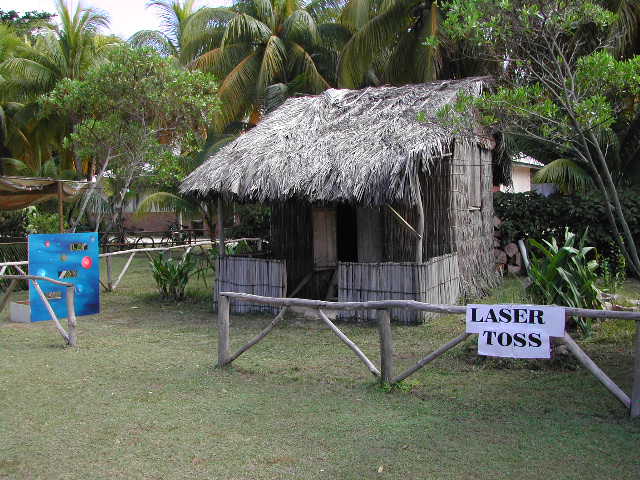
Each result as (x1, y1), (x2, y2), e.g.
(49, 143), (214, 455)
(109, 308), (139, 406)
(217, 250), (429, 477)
(188, 0), (346, 131)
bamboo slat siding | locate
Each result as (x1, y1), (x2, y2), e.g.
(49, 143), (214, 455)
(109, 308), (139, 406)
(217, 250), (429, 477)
(213, 257), (286, 314)
(450, 141), (499, 296)
(337, 254), (460, 324)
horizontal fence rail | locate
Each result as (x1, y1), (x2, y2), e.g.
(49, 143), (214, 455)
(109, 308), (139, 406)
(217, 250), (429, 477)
(217, 292), (640, 418)
(0, 237), (264, 293)
(0, 273), (77, 346)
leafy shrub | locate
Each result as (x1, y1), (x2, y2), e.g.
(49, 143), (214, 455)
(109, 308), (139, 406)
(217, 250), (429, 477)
(527, 229), (602, 335)
(0, 209), (28, 238)
(149, 252), (199, 302)
(494, 189), (640, 263)
(597, 242), (626, 297)
(228, 204), (270, 240)
(25, 206), (66, 234)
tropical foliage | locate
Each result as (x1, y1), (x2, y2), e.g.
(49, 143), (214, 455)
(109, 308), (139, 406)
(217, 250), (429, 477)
(440, 0), (640, 277)
(43, 45), (220, 231)
(527, 229), (602, 335)
(150, 251), (199, 301)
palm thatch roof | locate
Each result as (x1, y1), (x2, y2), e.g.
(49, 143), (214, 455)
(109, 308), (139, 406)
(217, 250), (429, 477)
(181, 77), (492, 206)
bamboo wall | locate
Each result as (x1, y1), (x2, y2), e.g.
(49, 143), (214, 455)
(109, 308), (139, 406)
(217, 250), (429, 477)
(213, 256), (286, 314)
(337, 253), (461, 324)
(450, 141), (499, 296)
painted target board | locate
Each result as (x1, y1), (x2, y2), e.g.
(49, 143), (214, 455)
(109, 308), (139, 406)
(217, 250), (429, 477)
(466, 304), (566, 359)
(28, 232), (100, 322)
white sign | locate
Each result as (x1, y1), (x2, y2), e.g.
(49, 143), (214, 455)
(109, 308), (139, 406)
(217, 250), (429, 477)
(466, 304), (565, 359)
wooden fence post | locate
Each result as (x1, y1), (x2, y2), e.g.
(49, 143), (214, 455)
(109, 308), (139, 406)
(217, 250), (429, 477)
(378, 310), (394, 384)
(631, 323), (640, 418)
(65, 285), (77, 347)
(217, 294), (230, 367)
(105, 254), (113, 291)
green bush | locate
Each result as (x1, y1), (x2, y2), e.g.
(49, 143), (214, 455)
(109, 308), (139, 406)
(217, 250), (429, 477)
(149, 252), (199, 302)
(527, 229), (602, 336)
(228, 204), (270, 240)
(494, 189), (640, 262)
(0, 209), (28, 238)
(25, 206), (66, 234)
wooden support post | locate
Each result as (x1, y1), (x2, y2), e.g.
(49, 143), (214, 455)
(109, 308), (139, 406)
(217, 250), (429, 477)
(65, 285), (77, 347)
(227, 307), (288, 364)
(31, 280), (70, 345)
(57, 180), (64, 233)
(105, 254), (113, 291)
(391, 333), (470, 384)
(217, 197), (225, 258)
(414, 178), (424, 263)
(217, 294), (231, 367)
(0, 279), (18, 313)
(378, 309), (394, 384)
(317, 309), (380, 377)
(630, 323), (640, 418)
(560, 333), (631, 409)
(112, 252), (136, 290)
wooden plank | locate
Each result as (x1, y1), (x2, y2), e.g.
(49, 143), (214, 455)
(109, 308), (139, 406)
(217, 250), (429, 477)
(317, 308), (380, 377)
(392, 333), (471, 384)
(31, 279), (70, 345)
(112, 252), (136, 290)
(227, 308), (288, 363)
(217, 294), (230, 367)
(217, 197), (225, 258)
(65, 285), (77, 347)
(218, 292), (640, 320)
(312, 207), (337, 269)
(378, 310), (394, 383)
(560, 333), (631, 409)
(0, 279), (17, 313)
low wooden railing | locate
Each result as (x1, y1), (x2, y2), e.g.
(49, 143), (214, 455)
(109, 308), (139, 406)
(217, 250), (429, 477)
(217, 292), (640, 418)
(0, 237), (264, 293)
(0, 272), (77, 346)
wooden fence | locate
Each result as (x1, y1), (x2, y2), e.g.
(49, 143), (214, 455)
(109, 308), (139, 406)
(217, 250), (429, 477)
(0, 237), (264, 293)
(216, 292), (640, 418)
(0, 271), (77, 346)
(213, 257), (286, 314)
(338, 254), (460, 324)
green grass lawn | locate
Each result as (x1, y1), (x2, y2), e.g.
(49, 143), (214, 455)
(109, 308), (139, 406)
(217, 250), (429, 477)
(1, 256), (639, 479)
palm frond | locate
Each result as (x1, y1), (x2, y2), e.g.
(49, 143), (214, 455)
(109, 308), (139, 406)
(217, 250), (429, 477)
(339, 0), (373, 32)
(135, 191), (200, 217)
(337, 0), (417, 88)
(257, 35), (287, 95)
(191, 42), (251, 77)
(283, 10), (320, 48)
(128, 30), (177, 57)
(213, 52), (262, 131)
(608, 0), (640, 58)
(221, 14), (272, 48)
(533, 158), (594, 193)
(288, 41), (331, 93)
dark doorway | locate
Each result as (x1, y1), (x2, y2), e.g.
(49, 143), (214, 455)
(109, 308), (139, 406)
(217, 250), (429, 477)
(336, 204), (358, 262)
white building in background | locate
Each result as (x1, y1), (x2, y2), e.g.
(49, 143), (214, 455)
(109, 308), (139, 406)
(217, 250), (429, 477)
(500, 154), (557, 196)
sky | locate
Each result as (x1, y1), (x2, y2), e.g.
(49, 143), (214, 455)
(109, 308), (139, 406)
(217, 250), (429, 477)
(1, 0), (230, 40)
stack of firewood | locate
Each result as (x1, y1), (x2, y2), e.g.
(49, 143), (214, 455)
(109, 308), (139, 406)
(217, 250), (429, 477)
(493, 217), (523, 275)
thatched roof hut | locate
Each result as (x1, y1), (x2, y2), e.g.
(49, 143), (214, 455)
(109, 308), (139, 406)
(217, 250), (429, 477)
(182, 77), (498, 321)
(181, 77), (491, 206)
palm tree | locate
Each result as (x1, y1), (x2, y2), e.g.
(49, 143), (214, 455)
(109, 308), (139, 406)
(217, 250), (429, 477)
(129, 0), (224, 66)
(608, 0), (640, 59)
(337, 0), (446, 88)
(0, 0), (114, 176)
(191, 0), (345, 131)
